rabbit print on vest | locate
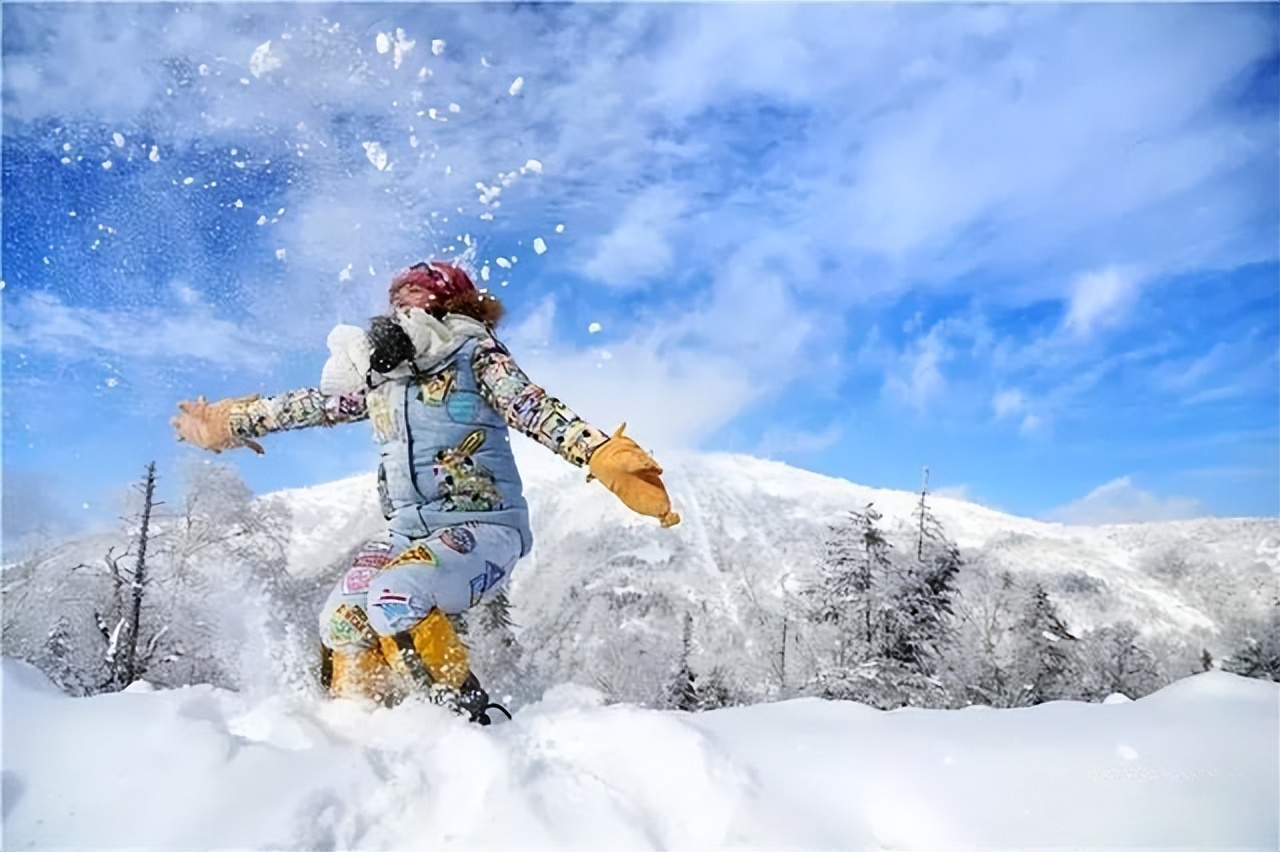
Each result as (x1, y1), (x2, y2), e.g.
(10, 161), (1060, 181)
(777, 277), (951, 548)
(433, 429), (502, 511)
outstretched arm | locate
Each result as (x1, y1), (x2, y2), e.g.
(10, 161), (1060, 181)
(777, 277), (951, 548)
(473, 337), (679, 527)
(172, 387), (368, 454)
(471, 337), (610, 467)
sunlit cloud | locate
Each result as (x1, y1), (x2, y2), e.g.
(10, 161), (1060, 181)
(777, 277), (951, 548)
(1047, 476), (1207, 525)
(1063, 266), (1146, 338)
(4, 293), (269, 372)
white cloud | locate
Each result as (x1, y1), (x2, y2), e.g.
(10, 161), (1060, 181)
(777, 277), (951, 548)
(581, 187), (687, 289)
(992, 388), (1026, 420)
(884, 329), (951, 411)
(502, 298), (752, 451)
(4, 292), (269, 372)
(1047, 476), (1207, 525)
(753, 423), (843, 458)
(1063, 266), (1146, 337)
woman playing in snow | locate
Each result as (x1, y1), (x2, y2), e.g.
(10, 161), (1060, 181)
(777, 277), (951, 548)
(170, 261), (679, 722)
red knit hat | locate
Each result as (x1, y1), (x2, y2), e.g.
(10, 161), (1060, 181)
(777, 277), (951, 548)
(389, 261), (476, 305)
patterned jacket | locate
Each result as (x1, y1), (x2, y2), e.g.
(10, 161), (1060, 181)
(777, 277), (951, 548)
(228, 329), (608, 555)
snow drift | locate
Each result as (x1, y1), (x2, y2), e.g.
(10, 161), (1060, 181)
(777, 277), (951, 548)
(2, 658), (1276, 850)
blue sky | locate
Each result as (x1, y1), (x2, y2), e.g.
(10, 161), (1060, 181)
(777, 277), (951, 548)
(3, 2), (1277, 548)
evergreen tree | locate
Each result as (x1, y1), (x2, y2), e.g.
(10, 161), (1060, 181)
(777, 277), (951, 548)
(663, 612), (699, 711)
(808, 505), (892, 656)
(1012, 582), (1076, 705)
(1222, 607), (1279, 682)
(464, 591), (537, 705)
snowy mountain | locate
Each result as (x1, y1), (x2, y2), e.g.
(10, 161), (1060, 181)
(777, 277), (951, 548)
(274, 439), (1277, 667)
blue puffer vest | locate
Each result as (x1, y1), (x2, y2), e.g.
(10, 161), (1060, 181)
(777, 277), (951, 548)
(367, 335), (532, 555)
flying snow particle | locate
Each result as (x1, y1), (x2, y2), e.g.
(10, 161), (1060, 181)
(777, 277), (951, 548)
(521, 159), (543, 174)
(448, 103), (461, 113)
(275, 249), (287, 261)
(533, 237), (547, 255)
(112, 133), (125, 148)
(555, 224), (565, 233)
(101, 161), (113, 170)
(431, 39), (446, 55)
(362, 141), (390, 171)
(480, 265), (491, 281)
(495, 257), (511, 269)
(588, 322), (602, 334)
(509, 77), (524, 96)
(479, 212), (494, 221)
(83, 503), (90, 510)
(249, 41), (282, 78)
(256, 215), (268, 225)
(338, 265), (353, 282)
(62, 143), (72, 152)
(233, 199), (244, 208)
(376, 28), (416, 69)
(183, 177), (194, 185)
(105, 377), (119, 388)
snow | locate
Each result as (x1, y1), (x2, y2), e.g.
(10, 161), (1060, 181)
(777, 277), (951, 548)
(533, 236), (547, 254)
(2, 659), (1274, 850)
(509, 76), (524, 96)
(362, 141), (390, 171)
(248, 41), (282, 78)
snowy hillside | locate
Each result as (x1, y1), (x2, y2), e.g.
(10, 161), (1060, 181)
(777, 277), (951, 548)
(3, 657), (1276, 850)
(273, 439), (1277, 652)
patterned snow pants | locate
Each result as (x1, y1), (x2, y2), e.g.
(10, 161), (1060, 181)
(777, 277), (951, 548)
(318, 522), (522, 651)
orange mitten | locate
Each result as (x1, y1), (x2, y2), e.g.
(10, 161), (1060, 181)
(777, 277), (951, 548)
(587, 424), (680, 527)
(171, 395), (265, 455)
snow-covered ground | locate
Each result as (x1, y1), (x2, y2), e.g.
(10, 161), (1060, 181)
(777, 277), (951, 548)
(2, 658), (1275, 850)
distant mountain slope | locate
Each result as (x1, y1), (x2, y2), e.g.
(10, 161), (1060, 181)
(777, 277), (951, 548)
(268, 441), (1277, 666)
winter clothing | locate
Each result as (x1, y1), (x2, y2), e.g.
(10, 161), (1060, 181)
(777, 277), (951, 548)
(172, 395), (266, 455)
(318, 523), (520, 655)
(588, 424), (681, 527)
(172, 274), (679, 713)
(390, 261), (477, 304)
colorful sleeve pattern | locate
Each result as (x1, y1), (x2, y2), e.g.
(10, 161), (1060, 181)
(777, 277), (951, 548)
(471, 337), (610, 467)
(229, 387), (369, 440)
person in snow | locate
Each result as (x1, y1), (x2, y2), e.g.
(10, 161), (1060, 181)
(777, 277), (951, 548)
(170, 261), (679, 722)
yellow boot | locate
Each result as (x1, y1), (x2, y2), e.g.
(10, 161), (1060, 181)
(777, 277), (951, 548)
(378, 607), (470, 689)
(321, 644), (398, 703)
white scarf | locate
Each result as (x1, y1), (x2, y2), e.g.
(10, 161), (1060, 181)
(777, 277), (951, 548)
(319, 309), (489, 395)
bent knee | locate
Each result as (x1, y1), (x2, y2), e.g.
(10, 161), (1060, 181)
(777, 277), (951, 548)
(319, 601), (380, 650)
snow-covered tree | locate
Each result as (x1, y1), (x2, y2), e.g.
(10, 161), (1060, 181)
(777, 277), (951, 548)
(1077, 621), (1164, 700)
(662, 611), (700, 711)
(1221, 604), (1279, 682)
(1010, 581), (1077, 705)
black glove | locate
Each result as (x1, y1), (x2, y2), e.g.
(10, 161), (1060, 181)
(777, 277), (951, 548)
(368, 316), (416, 374)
